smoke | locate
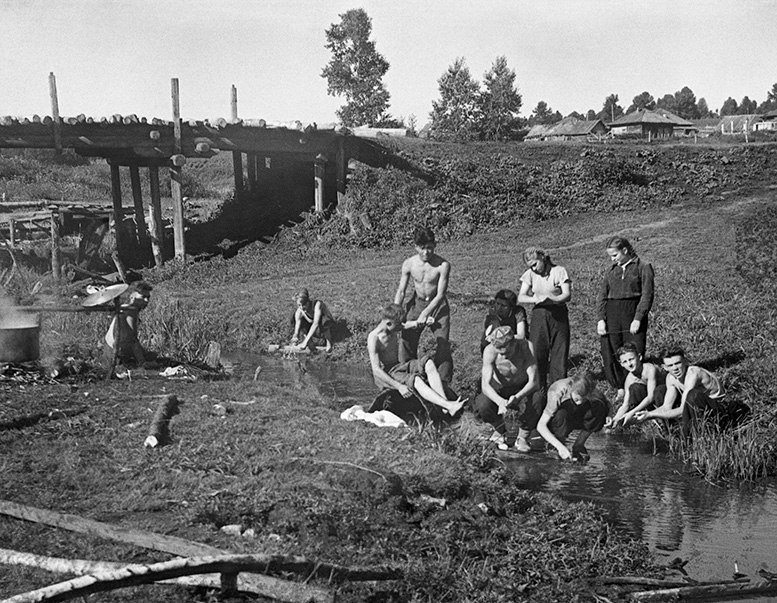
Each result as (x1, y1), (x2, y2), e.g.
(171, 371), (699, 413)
(0, 296), (39, 329)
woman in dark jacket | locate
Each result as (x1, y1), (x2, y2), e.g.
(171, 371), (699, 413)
(596, 236), (654, 401)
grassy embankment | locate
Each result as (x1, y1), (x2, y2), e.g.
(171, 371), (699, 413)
(2, 140), (777, 601)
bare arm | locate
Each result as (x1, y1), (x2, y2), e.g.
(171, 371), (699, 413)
(639, 378), (681, 421)
(623, 366), (660, 423)
(394, 260), (411, 305)
(299, 301), (324, 349)
(545, 281), (571, 304)
(480, 348), (508, 414)
(517, 278), (535, 305)
(291, 308), (303, 342)
(537, 405), (571, 460)
(515, 316), (528, 340)
(610, 378), (633, 426)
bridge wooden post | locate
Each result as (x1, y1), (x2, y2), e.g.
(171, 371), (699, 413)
(8, 219), (16, 247)
(170, 78), (186, 261)
(50, 209), (61, 280)
(48, 72), (62, 154)
(314, 154), (327, 212)
(336, 137), (348, 204)
(129, 165), (150, 250)
(246, 153), (257, 193)
(109, 162), (123, 257)
(230, 84), (244, 198)
(147, 166), (164, 267)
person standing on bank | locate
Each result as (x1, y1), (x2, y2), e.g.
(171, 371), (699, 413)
(518, 247), (572, 390)
(596, 236), (654, 402)
(394, 226), (453, 383)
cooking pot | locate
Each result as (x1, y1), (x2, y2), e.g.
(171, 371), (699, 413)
(0, 324), (41, 363)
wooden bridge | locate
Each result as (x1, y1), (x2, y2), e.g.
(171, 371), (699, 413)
(0, 75), (399, 274)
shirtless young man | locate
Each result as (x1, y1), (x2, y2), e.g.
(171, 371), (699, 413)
(634, 346), (729, 438)
(367, 303), (465, 417)
(394, 226), (453, 382)
(473, 325), (544, 452)
(607, 342), (664, 428)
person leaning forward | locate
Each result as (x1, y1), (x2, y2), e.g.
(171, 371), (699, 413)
(394, 226), (453, 382)
(473, 325), (545, 452)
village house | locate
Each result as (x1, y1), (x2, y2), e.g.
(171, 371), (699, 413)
(754, 110), (777, 132)
(718, 114), (763, 134)
(609, 109), (688, 140)
(525, 116), (607, 141)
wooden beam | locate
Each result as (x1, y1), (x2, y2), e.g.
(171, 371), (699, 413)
(170, 78), (185, 260)
(8, 218), (16, 247)
(147, 166), (164, 267)
(336, 137), (347, 204)
(129, 165), (150, 251)
(230, 84), (238, 122)
(109, 163), (123, 255)
(48, 72), (62, 154)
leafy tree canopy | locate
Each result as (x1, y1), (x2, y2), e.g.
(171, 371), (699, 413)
(656, 94), (677, 114)
(720, 97), (738, 116)
(321, 8), (391, 127)
(598, 93), (624, 122)
(429, 58), (481, 142)
(529, 100), (562, 125)
(674, 86), (699, 119)
(478, 56), (523, 141)
(627, 91), (656, 113)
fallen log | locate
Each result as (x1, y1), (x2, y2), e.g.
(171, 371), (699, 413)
(144, 394), (181, 448)
(0, 548), (332, 602)
(596, 576), (749, 587)
(630, 579), (777, 601)
(0, 500), (402, 582)
(1, 554), (338, 603)
(0, 408), (87, 432)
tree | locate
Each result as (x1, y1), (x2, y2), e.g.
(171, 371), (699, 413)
(598, 93), (623, 123)
(697, 98), (712, 119)
(321, 9), (391, 127)
(429, 58), (481, 141)
(674, 86), (699, 119)
(586, 109), (597, 121)
(656, 94), (677, 114)
(720, 97), (738, 116)
(529, 100), (559, 125)
(758, 83), (777, 113)
(477, 56), (522, 140)
(738, 96), (758, 115)
(627, 91), (656, 113)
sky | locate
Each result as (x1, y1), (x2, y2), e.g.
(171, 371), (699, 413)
(2, 0), (777, 125)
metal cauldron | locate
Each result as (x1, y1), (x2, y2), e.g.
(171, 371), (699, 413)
(0, 324), (41, 363)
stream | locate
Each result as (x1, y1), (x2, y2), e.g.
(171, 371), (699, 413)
(229, 352), (777, 587)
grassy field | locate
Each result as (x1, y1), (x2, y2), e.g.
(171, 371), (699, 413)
(2, 141), (777, 601)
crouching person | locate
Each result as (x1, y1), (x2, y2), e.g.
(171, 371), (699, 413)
(367, 303), (465, 421)
(537, 372), (609, 462)
(474, 325), (545, 452)
(633, 346), (749, 438)
(103, 280), (156, 371)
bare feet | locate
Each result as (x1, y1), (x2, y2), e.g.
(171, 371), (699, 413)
(445, 397), (467, 416)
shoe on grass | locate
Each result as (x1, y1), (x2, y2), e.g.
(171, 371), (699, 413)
(514, 437), (530, 453)
(488, 431), (508, 451)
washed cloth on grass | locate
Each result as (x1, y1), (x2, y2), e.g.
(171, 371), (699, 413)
(340, 404), (407, 428)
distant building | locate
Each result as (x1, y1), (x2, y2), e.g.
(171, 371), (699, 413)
(609, 109), (689, 139)
(754, 111), (777, 132)
(718, 114), (763, 134)
(525, 117), (607, 141)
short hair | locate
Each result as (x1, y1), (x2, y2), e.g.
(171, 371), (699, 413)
(294, 288), (310, 304)
(380, 303), (405, 323)
(414, 226), (435, 246)
(661, 346), (686, 361)
(523, 246), (553, 265)
(569, 372), (595, 396)
(128, 280), (153, 295)
(606, 236), (635, 256)
(494, 289), (517, 309)
(616, 342), (641, 358)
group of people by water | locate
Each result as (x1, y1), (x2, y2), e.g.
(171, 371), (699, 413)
(289, 225), (746, 460)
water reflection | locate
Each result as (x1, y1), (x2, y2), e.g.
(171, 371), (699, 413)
(226, 351), (777, 582)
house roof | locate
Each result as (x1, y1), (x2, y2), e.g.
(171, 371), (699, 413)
(761, 110), (777, 120)
(609, 109), (677, 127)
(526, 118), (604, 138)
(653, 109), (693, 127)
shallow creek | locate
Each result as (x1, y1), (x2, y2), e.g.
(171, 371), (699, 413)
(228, 352), (777, 584)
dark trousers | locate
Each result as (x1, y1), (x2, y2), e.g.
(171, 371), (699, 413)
(530, 305), (569, 390)
(600, 299), (648, 389)
(548, 397), (609, 443)
(627, 382), (648, 409)
(473, 386), (545, 436)
(400, 296), (453, 383)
